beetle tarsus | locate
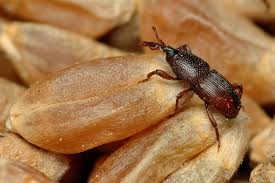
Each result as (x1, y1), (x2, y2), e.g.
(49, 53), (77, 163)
(205, 103), (221, 152)
(138, 78), (149, 83)
(139, 69), (178, 84)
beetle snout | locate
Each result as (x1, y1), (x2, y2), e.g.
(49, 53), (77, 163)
(163, 47), (178, 57)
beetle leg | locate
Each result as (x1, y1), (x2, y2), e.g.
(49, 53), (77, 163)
(177, 44), (192, 53)
(205, 103), (221, 151)
(174, 88), (193, 114)
(139, 69), (178, 83)
(231, 83), (243, 98)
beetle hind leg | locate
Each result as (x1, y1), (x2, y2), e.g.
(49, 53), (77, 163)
(205, 103), (221, 151)
(168, 88), (193, 118)
(174, 88), (193, 114)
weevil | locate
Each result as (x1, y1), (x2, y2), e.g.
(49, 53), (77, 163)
(140, 27), (243, 149)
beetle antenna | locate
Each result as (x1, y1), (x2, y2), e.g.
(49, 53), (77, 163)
(141, 26), (167, 51)
(152, 26), (165, 46)
(143, 41), (165, 50)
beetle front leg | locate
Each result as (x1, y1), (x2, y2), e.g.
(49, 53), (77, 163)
(205, 103), (221, 151)
(231, 83), (243, 98)
(139, 69), (178, 83)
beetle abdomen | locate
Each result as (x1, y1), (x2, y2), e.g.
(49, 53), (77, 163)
(196, 70), (241, 118)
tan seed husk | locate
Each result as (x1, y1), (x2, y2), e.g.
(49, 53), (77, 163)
(89, 107), (248, 183)
(0, 157), (57, 183)
(10, 54), (189, 154)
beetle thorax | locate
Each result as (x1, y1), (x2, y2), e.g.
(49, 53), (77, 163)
(166, 51), (210, 84)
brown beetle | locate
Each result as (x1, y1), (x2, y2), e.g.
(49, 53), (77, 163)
(140, 27), (243, 149)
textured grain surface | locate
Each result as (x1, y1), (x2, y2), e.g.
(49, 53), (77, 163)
(250, 162), (275, 183)
(163, 111), (248, 183)
(222, 0), (275, 21)
(240, 95), (271, 137)
(0, 21), (127, 84)
(0, 78), (24, 131)
(89, 107), (248, 183)
(0, 133), (70, 181)
(250, 122), (275, 165)
(0, 157), (56, 183)
(0, 0), (136, 38)
(10, 54), (189, 153)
